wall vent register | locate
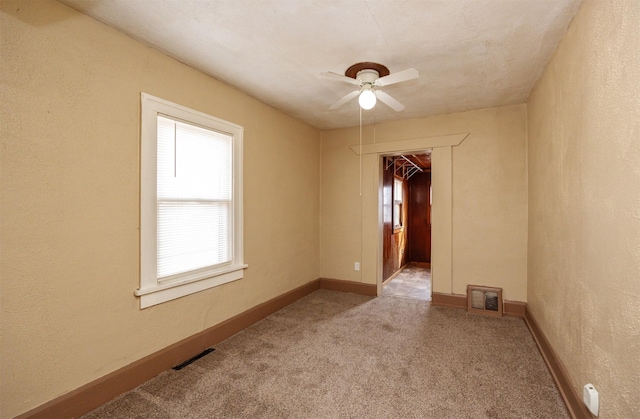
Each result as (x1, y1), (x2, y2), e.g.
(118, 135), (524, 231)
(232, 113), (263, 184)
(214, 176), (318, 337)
(467, 285), (503, 317)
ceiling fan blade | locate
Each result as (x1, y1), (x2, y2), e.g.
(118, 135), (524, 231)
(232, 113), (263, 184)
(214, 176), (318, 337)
(376, 91), (405, 112)
(375, 68), (419, 87)
(320, 71), (361, 86)
(330, 90), (360, 109)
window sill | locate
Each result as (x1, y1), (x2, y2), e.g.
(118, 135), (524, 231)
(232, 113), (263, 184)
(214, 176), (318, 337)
(135, 264), (248, 308)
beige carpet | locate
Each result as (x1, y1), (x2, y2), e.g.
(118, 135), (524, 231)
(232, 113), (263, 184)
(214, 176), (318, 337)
(83, 290), (568, 418)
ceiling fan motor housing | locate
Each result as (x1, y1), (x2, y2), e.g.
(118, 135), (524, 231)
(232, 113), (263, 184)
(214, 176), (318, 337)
(356, 69), (380, 86)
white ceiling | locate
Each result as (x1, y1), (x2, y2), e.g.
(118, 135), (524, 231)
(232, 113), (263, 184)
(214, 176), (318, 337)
(59, 0), (581, 129)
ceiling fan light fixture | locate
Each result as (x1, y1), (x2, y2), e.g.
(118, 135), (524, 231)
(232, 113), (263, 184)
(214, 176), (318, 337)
(359, 86), (376, 110)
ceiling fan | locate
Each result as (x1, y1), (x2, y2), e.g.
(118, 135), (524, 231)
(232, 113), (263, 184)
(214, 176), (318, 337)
(321, 62), (419, 111)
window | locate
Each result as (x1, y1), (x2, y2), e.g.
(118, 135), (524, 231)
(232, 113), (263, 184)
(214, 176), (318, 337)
(393, 177), (404, 230)
(136, 93), (246, 308)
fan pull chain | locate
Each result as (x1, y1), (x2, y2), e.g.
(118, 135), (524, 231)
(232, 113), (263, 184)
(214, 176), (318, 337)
(359, 106), (363, 281)
(359, 106), (363, 196)
(373, 112), (376, 144)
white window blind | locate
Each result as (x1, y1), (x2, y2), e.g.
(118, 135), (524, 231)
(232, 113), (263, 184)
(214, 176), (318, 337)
(156, 116), (232, 281)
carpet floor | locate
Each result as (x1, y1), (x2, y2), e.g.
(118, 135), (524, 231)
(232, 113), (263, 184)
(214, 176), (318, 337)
(82, 290), (568, 418)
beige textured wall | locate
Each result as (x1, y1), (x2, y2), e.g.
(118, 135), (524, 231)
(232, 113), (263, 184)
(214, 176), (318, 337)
(320, 105), (528, 301)
(527, 0), (640, 417)
(0, 1), (320, 417)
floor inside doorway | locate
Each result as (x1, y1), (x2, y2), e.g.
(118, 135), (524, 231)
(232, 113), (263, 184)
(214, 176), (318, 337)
(382, 263), (431, 301)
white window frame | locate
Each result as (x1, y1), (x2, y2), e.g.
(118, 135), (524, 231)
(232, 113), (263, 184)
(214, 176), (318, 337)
(136, 93), (246, 308)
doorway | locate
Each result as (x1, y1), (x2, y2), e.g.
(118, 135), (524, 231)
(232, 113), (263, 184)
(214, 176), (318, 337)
(381, 152), (432, 301)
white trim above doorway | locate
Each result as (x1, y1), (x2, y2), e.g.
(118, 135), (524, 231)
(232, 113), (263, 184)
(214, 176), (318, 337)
(350, 133), (468, 155)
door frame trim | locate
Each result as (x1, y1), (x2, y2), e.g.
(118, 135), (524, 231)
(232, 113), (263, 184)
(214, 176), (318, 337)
(348, 132), (467, 297)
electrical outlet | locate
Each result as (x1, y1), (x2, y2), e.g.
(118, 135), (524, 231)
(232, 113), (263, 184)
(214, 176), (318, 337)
(354, 262), (360, 271)
(583, 383), (599, 416)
